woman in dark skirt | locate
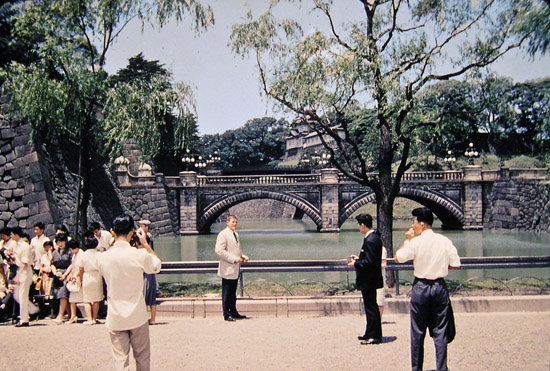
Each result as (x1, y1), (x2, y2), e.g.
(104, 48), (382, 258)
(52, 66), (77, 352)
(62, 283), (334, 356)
(51, 234), (72, 324)
(143, 272), (157, 324)
(139, 220), (157, 325)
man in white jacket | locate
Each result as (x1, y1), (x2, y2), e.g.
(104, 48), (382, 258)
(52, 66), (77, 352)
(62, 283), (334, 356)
(215, 214), (249, 322)
(98, 214), (161, 371)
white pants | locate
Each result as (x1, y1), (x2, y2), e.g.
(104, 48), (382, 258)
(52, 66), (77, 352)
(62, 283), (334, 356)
(13, 266), (38, 323)
(108, 321), (151, 371)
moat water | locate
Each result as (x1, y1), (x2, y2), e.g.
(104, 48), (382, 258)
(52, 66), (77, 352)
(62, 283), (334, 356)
(154, 219), (550, 286)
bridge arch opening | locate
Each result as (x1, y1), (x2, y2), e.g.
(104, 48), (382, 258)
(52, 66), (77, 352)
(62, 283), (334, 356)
(339, 188), (464, 229)
(197, 190), (322, 233)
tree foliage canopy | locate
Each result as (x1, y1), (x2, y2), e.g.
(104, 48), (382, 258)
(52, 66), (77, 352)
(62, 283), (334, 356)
(2, 0), (213, 234)
(202, 117), (290, 169)
(230, 0), (545, 257)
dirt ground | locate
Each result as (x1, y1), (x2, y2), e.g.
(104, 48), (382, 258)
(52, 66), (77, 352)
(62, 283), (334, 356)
(2, 311), (549, 370)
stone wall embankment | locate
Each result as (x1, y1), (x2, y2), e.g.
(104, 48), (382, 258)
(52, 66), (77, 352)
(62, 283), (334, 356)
(484, 179), (550, 232)
(115, 178), (176, 236)
(0, 97), (57, 235)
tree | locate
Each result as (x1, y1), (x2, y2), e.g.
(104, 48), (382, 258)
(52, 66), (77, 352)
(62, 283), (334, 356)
(106, 53), (201, 175)
(510, 0), (550, 56)
(506, 78), (550, 156)
(230, 0), (536, 275)
(0, 0), (42, 77)
(3, 0), (213, 236)
(202, 117), (289, 168)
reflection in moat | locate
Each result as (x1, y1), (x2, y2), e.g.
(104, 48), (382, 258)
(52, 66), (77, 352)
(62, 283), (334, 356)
(155, 219), (550, 285)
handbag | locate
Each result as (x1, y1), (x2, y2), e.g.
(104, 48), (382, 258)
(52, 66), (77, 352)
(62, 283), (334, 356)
(34, 274), (43, 291)
(66, 276), (81, 293)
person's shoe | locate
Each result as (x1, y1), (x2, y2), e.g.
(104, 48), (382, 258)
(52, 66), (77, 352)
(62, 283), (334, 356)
(83, 320), (94, 325)
(357, 335), (368, 341)
(52, 318), (64, 324)
(67, 317), (78, 324)
(224, 316), (236, 322)
(361, 338), (382, 345)
(233, 314), (247, 319)
(15, 322), (30, 327)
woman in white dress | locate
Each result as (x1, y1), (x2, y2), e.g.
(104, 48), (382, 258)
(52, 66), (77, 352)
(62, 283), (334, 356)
(76, 232), (104, 325)
(66, 239), (83, 324)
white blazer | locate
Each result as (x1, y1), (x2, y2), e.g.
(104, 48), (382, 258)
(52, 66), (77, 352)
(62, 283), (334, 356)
(215, 227), (242, 280)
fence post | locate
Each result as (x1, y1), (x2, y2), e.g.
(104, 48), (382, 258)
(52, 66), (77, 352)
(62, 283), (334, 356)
(395, 270), (400, 296)
(239, 272), (244, 297)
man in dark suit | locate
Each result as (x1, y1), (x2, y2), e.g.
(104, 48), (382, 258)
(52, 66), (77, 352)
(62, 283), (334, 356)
(347, 213), (384, 345)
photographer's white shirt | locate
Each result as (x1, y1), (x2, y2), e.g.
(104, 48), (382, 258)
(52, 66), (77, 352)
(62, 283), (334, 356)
(98, 240), (161, 331)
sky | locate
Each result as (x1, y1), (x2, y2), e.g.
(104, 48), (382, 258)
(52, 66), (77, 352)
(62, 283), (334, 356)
(103, 0), (550, 136)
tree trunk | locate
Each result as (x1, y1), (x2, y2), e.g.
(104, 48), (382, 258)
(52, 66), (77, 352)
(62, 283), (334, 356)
(377, 114), (397, 287)
(376, 188), (395, 288)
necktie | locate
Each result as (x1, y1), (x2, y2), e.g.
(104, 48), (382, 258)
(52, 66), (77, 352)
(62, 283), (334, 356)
(233, 232), (238, 243)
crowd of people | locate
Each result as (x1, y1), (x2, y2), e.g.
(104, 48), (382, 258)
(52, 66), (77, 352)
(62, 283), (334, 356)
(0, 219), (159, 327)
(2, 208), (461, 371)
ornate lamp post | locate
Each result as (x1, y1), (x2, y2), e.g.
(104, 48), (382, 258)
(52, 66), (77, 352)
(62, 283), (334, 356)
(320, 153), (331, 167)
(182, 150), (220, 174)
(443, 150), (456, 170)
(302, 151), (331, 169)
(182, 149), (196, 170)
(464, 142), (479, 165)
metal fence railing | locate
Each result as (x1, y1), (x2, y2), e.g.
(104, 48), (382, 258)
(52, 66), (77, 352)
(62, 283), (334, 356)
(160, 256), (550, 296)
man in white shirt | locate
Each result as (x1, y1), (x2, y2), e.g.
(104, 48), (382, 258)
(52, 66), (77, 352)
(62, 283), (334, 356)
(11, 227), (40, 327)
(395, 207), (461, 371)
(30, 222), (50, 271)
(90, 222), (114, 252)
(97, 214), (161, 371)
(0, 227), (17, 253)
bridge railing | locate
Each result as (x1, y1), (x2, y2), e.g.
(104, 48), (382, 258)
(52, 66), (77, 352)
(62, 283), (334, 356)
(196, 173), (321, 186)
(160, 256), (550, 296)
(157, 168), (548, 188)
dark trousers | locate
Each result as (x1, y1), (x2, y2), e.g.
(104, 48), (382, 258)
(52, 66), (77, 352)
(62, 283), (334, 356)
(410, 278), (453, 371)
(221, 278), (239, 318)
(361, 289), (382, 340)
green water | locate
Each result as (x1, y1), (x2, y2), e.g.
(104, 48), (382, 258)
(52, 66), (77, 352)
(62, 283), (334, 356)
(154, 219), (550, 286)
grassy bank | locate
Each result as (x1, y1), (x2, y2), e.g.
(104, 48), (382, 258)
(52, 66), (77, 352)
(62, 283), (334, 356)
(159, 277), (550, 298)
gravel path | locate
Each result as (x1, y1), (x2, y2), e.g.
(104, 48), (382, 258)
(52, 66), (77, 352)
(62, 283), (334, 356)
(2, 312), (549, 370)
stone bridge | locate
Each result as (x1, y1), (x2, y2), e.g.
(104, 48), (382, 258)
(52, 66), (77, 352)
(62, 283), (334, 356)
(113, 164), (548, 234)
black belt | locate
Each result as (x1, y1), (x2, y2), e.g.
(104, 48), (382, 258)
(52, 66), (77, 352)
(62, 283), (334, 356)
(414, 277), (445, 284)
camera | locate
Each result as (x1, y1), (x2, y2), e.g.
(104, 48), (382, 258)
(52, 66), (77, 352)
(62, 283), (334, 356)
(130, 230), (141, 248)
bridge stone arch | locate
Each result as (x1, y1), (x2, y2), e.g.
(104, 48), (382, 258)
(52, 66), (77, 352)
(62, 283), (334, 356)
(338, 187), (464, 229)
(399, 186), (464, 229)
(197, 190), (323, 233)
(339, 191), (377, 227)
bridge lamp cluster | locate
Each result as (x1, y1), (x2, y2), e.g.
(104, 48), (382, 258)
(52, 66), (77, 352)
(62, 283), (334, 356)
(182, 150), (220, 171)
(444, 150), (456, 170)
(464, 142), (480, 165)
(311, 152), (331, 167)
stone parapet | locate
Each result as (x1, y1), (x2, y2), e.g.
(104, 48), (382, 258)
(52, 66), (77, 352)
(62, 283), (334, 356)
(156, 295), (550, 318)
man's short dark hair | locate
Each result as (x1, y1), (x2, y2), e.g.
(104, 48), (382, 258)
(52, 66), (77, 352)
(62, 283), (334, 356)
(355, 213), (373, 228)
(34, 222), (45, 230)
(89, 222), (101, 231)
(82, 235), (99, 251)
(11, 226), (23, 237)
(111, 214), (135, 236)
(0, 227), (11, 236)
(412, 207), (434, 226)
(67, 239), (80, 250)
